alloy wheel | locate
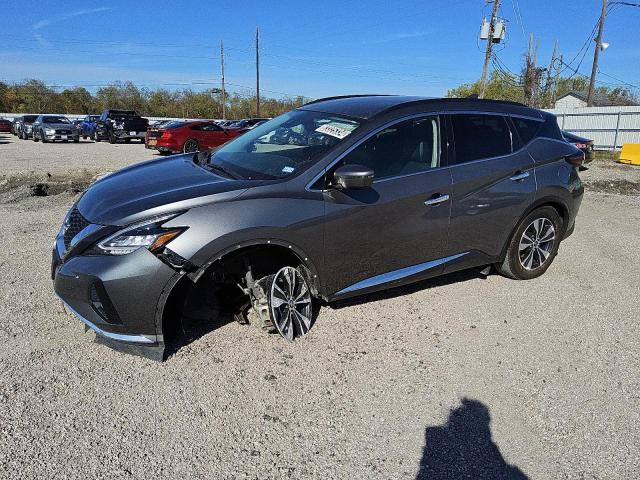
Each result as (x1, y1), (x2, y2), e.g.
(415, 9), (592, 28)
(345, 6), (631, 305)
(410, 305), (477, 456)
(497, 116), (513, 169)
(183, 139), (199, 153)
(269, 266), (312, 342)
(518, 218), (556, 270)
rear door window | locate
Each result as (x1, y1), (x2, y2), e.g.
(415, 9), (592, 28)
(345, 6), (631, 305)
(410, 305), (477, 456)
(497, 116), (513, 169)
(450, 114), (513, 164)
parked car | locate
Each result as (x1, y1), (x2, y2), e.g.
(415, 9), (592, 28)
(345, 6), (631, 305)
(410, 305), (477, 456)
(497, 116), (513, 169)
(94, 109), (148, 143)
(228, 118), (271, 130)
(145, 120), (243, 154)
(52, 95), (584, 360)
(32, 115), (79, 143)
(216, 120), (237, 128)
(0, 118), (11, 133)
(17, 115), (39, 139)
(11, 117), (21, 135)
(562, 130), (594, 163)
(79, 115), (99, 139)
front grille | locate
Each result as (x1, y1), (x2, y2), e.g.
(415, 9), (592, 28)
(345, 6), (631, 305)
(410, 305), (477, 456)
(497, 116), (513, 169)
(63, 208), (90, 250)
(55, 129), (73, 135)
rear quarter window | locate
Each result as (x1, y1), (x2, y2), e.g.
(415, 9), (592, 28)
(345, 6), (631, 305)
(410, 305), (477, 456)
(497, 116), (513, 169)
(511, 117), (542, 145)
(537, 114), (564, 140)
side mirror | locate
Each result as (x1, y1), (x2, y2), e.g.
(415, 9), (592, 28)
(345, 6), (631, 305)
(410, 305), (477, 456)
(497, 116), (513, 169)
(332, 164), (374, 190)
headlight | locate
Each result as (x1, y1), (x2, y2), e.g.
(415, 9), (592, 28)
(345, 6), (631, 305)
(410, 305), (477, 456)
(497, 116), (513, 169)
(26, 125), (32, 131)
(45, 128), (55, 134)
(96, 214), (186, 255)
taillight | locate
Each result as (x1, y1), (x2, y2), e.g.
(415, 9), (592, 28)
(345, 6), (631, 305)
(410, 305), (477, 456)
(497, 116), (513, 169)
(565, 151), (585, 167)
(160, 131), (171, 139)
(574, 143), (586, 149)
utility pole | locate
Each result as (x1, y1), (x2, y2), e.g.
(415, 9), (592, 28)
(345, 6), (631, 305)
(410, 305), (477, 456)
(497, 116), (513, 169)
(220, 40), (226, 120)
(255, 27), (260, 117)
(479, 0), (501, 98)
(587, 0), (608, 106)
(543, 40), (558, 107)
(552, 53), (563, 106)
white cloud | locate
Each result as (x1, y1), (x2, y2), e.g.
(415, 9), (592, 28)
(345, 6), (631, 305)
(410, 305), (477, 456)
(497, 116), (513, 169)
(32, 8), (112, 47)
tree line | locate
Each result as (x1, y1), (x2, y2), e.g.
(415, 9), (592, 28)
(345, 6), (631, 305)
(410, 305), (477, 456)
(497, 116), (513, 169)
(447, 39), (638, 110)
(449, 70), (638, 109)
(0, 79), (308, 119)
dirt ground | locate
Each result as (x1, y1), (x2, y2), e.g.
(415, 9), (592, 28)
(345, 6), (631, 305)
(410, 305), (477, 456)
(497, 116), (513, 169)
(1, 132), (639, 479)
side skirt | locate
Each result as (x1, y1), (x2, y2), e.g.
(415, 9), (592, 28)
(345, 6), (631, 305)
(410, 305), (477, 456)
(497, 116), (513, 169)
(330, 252), (472, 301)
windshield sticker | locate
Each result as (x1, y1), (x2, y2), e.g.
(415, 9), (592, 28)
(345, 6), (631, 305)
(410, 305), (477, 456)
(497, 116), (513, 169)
(282, 166), (295, 174)
(315, 124), (354, 139)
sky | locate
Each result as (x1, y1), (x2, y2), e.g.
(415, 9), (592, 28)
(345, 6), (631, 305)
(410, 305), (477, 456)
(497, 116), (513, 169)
(1, 0), (639, 100)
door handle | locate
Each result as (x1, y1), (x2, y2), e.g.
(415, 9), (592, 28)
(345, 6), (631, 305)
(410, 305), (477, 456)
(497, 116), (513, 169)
(424, 194), (450, 206)
(510, 171), (530, 182)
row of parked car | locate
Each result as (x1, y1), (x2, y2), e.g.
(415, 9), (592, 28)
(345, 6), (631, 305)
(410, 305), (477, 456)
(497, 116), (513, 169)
(3, 111), (593, 161)
(4, 111), (271, 153)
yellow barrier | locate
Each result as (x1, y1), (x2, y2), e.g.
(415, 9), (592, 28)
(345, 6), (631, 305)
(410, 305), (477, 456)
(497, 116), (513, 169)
(619, 143), (640, 166)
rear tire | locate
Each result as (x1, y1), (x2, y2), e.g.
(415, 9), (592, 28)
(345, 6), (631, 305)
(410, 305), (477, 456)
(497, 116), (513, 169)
(33, 131), (39, 142)
(108, 131), (116, 144)
(183, 139), (199, 153)
(497, 206), (563, 280)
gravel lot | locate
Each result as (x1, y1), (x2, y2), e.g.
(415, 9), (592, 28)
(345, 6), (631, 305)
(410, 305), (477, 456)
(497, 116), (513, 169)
(1, 132), (639, 479)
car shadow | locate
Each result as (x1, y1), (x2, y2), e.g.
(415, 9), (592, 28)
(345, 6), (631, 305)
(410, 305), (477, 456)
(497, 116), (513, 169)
(329, 268), (490, 309)
(416, 398), (529, 479)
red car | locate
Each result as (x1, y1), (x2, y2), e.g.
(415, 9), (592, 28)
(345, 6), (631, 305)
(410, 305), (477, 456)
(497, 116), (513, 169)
(146, 120), (244, 154)
(0, 119), (12, 133)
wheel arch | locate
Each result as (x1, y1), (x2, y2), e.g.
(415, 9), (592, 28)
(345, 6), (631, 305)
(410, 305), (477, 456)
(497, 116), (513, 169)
(190, 239), (323, 295)
(499, 196), (570, 261)
(154, 239), (324, 343)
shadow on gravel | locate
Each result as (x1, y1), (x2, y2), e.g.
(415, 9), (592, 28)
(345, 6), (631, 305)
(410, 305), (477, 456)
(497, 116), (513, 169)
(416, 398), (529, 480)
(329, 268), (488, 309)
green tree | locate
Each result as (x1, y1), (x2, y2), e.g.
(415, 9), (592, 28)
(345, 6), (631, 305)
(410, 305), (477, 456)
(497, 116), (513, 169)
(60, 87), (94, 114)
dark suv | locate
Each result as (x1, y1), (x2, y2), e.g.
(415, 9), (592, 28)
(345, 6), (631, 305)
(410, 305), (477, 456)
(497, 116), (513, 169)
(94, 109), (148, 143)
(52, 96), (584, 360)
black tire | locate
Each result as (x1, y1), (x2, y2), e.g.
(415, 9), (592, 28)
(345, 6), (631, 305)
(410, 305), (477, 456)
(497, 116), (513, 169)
(183, 139), (199, 153)
(73, 138), (79, 143)
(108, 131), (116, 144)
(33, 131), (39, 142)
(124, 138), (130, 144)
(496, 206), (563, 280)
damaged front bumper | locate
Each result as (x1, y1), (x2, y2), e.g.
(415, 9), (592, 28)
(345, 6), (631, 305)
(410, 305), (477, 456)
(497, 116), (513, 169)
(52, 241), (181, 361)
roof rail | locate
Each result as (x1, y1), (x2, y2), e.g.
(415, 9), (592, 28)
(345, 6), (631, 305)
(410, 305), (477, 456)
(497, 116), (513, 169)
(303, 94), (393, 106)
(450, 96), (527, 108)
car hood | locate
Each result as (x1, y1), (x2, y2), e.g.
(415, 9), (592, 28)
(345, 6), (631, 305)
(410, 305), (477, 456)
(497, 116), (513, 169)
(77, 154), (256, 225)
(42, 123), (75, 129)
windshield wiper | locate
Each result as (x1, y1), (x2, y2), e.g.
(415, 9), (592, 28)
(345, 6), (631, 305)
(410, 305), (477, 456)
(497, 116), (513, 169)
(206, 163), (240, 180)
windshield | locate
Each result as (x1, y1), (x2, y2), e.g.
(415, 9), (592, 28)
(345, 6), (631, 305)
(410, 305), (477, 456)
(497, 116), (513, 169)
(23, 115), (38, 123)
(43, 116), (70, 124)
(164, 121), (186, 129)
(209, 109), (361, 180)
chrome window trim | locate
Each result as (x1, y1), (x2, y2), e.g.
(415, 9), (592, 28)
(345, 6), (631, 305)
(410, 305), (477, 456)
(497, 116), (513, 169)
(335, 252), (468, 296)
